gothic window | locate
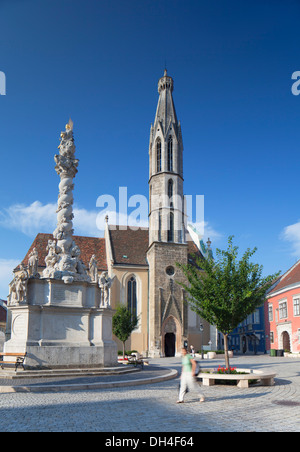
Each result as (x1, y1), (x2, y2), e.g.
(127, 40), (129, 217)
(127, 276), (137, 319)
(158, 208), (162, 241)
(168, 179), (173, 199)
(156, 139), (162, 172)
(168, 137), (173, 172)
(168, 211), (174, 242)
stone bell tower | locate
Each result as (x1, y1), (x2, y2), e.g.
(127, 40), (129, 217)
(147, 70), (188, 358)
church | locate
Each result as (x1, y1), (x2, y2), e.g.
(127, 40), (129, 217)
(16, 70), (218, 357)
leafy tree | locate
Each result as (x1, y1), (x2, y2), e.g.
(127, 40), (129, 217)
(177, 236), (280, 368)
(112, 305), (139, 360)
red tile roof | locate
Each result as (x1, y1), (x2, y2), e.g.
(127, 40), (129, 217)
(108, 226), (203, 266)
(268, 259), (300, 295)
(109, 227), (149, 266)
(18, 229), (204, 274)
(20, 233), (107, 271)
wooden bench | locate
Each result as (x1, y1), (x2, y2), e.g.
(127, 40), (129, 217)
(0, 352), (27, 371)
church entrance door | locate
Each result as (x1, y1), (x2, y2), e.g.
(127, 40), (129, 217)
(165, 333), (176, 357)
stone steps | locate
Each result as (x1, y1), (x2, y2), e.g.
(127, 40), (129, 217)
(0, 365), (139, 380)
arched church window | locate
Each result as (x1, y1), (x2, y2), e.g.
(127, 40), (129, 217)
(168, 212), (174, 242)
(127, 276), (137, 319)
(158, 208), (162, 241)
(156, 139), (162, 172)
(168, 179), (173, 199)
(168, 137), (173, 172)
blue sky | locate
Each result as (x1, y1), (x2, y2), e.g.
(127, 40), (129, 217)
(1, 0), (300, 298)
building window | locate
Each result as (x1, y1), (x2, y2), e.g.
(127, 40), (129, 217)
(156, 139), (161, 172)
(127, 276), (137, 320)
(268, 304), (273, 322)
(168, 136), (173, 172)
(298, 329), (300, 344)
(168, 212), (174, 242)
(168, 179), (173, 199)
(279, 301), (288, 320)
(166, 266), (175, 276)
(270, 332), (274, 344)
(158, 208), (162, 242)
(293, 297), (300, 316)
(253, 309), (260, 324)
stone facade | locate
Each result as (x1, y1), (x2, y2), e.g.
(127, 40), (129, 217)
(147, 242), (188, 357)
(147, 70), (190, 357)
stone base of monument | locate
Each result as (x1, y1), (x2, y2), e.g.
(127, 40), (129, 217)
(3, 278), (118, 369)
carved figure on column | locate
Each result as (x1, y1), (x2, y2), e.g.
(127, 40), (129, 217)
(43, 239), (59, 278)
(89, 255), (98, 282)
(8, 264), (29, 305)
(99, 272), (114, 308)
(28, 247), (39, 277)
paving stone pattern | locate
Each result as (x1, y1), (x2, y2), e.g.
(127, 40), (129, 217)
(0, 355), (299, 432)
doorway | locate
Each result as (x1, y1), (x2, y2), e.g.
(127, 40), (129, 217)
(165, 333), (176, 357)
(282, 331), (291, 352)
(242, 336), (247, 354)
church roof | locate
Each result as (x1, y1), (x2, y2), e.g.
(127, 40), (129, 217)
(109, 227), (149, 266)
(19, 233), (107, 271)
(108, 225), (203, 267)
(18, 228), (204, 274)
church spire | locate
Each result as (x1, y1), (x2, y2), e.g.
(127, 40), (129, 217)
(152, 70), (179, 141)
(148, 71), (185, 245)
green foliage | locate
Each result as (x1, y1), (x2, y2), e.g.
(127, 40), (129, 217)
(177, 236), (280, 337)
(112, 305), (139, 343)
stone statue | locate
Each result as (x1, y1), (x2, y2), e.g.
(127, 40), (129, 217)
(43, 239), (59, 278)
(28, 247), (39, 277)
(8, 264), (29, 305)
(89, 255), (98, 282)
(99, 272), (114, 308)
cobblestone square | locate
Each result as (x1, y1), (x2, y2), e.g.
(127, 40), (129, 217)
(0, 355), (299, 432)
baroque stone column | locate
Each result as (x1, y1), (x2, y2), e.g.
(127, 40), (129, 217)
(43, 119), (90, 284)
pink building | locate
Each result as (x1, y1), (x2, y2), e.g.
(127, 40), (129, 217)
(265, 261), (300, 354)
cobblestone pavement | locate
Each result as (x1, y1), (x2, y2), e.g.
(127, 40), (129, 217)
(0, 355), (299, 432)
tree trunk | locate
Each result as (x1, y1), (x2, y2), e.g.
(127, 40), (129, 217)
(122, 341), (126, 360)
(224, 333), (230, 369)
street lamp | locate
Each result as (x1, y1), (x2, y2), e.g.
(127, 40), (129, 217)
(199, 324), (204, 359)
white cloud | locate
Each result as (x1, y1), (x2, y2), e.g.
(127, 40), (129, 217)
(189, 221), (223, 243)
(0, 201), (57, 236)
(0, 201), (150, 238)
(281, 220), (300, 256)
(73, 206), (102, 237)
(0, 258), (20, 299)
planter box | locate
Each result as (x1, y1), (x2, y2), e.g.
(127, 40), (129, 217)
(198, 368), (276, 388)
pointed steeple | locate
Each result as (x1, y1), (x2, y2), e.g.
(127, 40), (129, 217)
(152, 69), (179, 140)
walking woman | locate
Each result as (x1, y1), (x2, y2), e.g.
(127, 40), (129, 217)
(177, 347), (205, 404)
